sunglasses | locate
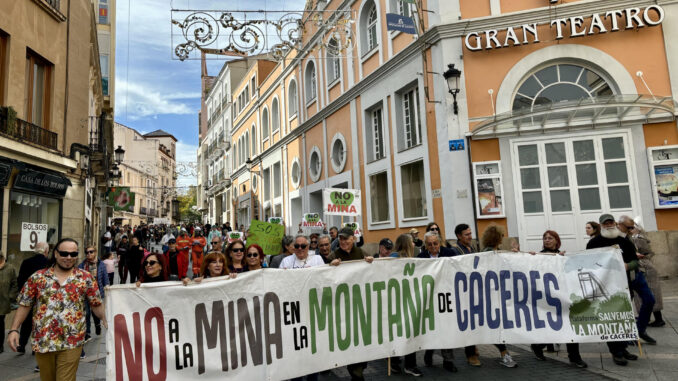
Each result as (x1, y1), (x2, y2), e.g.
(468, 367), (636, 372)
(86, 250), (96, 254)
(231, 247), (244, 253)
(57, 251), (79, 258)
(430, 227), (440, 231)
(211, 241), (220, 245)
(143, 260), (158, 267)
(311, 241), (317, 244)
(246, 252), (259, 258)
(294, 244), (308, 249)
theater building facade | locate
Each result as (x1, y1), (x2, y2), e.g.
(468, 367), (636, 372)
(444, 0), (678, 274)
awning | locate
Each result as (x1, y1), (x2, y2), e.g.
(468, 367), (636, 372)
(471, 95), (677, 139)
(0, 156), (18, 187)
(13, 167), (72, 197)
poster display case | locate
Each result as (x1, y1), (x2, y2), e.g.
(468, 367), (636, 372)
(648, 145), (678, 208)
(473, 161), (505, 218)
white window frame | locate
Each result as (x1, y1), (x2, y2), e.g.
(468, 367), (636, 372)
(271, 97), (281, 134)
(397, 158), (429, 222)
(261, 106), (270, 141)
(305, 61), (317, 105)
(330, 133), (348, 173)
(308, 146), (322, 182)
(401, 87), (422, 150)
(326, 38), (341, 86)
(366, 6), (378, 54)
(290, 157), (302, 189)
(368, 171), (391, 224)
(288, 79), (298, 120)
(370, 107), (385, 162)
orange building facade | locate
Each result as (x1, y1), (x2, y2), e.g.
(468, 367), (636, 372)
(199, 0), (678, 270)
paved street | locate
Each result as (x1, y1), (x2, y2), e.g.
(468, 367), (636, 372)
(2, 278), (677, 381)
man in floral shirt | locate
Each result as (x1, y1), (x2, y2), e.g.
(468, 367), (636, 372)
(6, 238), (106, 381)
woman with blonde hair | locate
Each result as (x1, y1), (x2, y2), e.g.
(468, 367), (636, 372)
(183, 251), (234, 285)
(393, 234), (415, 258)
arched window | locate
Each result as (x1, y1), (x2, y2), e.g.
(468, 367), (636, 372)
(360, 1), (378, 55)
(305, 61), (317, 103)
(327, 38), (341, 84)
(288, 80), (298, 117)
(245, 132), (250, 160)
(272, 98), (280, 132)
(262, 107), (270, 139)
(513, 63), (614, 113)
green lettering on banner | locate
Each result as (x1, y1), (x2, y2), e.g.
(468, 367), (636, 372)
(309, 287), (334, 354)
(247, 220), (285, 255)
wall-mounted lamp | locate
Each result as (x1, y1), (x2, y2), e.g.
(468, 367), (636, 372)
(114, 145), (126, 164)
(443, 64), (462, 115)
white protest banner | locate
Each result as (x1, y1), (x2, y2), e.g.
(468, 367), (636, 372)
(323, 188), (361, 216)
(20, 222), (48, 251)
(343, 222), (361, 237)
(301, 213), (323, 228)
(107, 248), (635, 381)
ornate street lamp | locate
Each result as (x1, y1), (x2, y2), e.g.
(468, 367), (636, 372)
(114, 145), (125, 164)
(443, 64), (462, 115)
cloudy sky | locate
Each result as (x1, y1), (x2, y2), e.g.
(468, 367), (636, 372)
(114, 0), (306, 187)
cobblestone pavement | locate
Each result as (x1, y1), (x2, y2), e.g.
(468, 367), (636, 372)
(2, 278), (677, 381)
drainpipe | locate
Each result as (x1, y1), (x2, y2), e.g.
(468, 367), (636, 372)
(465, 133), (480, 242)
(62, 0), (72, 152)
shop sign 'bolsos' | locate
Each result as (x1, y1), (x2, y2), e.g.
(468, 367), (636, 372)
(464, 5), (664, 51)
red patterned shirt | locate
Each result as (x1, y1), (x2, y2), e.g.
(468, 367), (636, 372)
(17, 267), (102, 353)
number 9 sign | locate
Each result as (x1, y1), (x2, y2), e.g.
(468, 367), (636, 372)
(21, 222), (48, 251)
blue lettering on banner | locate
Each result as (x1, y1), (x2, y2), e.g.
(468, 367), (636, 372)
(454, 256), (563, 332)
(386, 13), (417, 34)
(449, 139), (465, 151)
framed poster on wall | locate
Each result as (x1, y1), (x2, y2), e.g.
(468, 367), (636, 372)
(648, 145), (678, 208)
(473, 161), (505, 218)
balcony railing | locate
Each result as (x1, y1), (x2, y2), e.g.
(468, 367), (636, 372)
(149, 209), (158, 217)
(140, 207), (147, 215)
(0, 107), (58, 150)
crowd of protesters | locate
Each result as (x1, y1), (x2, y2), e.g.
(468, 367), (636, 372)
(0, 212), (665, 381)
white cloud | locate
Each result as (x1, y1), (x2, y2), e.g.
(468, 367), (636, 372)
(115, 79), (196, 120)
(175, 141), (199, 188)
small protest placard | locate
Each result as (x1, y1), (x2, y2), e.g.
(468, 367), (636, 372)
(247, 220), (285, 255)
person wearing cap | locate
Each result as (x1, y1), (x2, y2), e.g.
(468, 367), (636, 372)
(587, 213), (654, 365)
(409, 228), (423, 248)
(376, 238), (394, 258)
(164, 238), (188, 281)
(327, 227), (373, 381)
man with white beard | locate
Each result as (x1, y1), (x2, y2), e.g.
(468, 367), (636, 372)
(586, 214), (655, 366)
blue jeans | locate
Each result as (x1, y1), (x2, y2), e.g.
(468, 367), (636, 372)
(631, 272), (655, 334)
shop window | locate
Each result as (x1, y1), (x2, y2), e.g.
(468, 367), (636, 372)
(305, 61), (317, 103)
(7, 192), (60, 263)
(26, 49), (53, 129)
(400, 160), (427, 219)
(369, 171), (390, 223)
(513, 63), (613, 113)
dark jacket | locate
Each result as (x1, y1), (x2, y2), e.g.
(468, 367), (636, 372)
(586, 234), (639, 283)
(417, 246), (458, 258)
(17, 254), (48, 289)
(78, 260), (109, 298)
(328, 245), (369, 262)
